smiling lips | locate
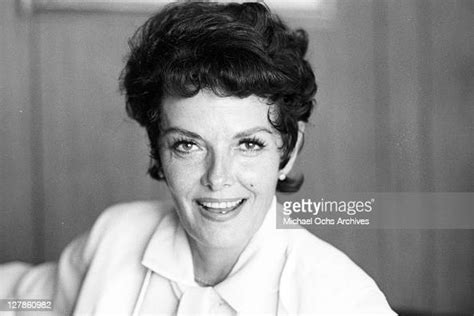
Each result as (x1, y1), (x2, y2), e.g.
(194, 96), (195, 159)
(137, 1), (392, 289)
(197, 199), (245, 215)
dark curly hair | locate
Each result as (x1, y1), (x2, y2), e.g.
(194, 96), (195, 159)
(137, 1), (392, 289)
(120, 2), (317, 192)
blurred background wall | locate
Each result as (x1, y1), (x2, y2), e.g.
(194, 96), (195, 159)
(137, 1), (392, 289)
(1, 0), (473, 314)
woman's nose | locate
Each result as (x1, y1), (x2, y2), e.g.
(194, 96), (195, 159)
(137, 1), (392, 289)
(201, 150), (235, 191)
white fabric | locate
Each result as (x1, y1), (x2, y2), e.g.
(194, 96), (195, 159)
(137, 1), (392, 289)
(175, 286), (234, 315)
(1, 199), (397, 315)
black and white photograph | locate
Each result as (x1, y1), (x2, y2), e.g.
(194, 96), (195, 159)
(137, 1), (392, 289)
(1, 0), (473, 315)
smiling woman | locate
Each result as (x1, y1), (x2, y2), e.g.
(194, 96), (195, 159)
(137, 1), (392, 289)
(159, 92), (289, 285)
(2, 2), (395, 314)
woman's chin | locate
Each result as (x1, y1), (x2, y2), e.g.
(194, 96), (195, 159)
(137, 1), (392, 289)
(187, 228), (248, 250)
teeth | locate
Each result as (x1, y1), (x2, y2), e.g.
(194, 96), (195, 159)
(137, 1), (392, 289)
(200, 199), (242, 209)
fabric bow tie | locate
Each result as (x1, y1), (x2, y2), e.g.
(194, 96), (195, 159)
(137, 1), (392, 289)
(176, 286), (236, 315)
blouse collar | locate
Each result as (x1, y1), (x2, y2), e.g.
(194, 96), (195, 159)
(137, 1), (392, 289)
(141, 196), (288, 313)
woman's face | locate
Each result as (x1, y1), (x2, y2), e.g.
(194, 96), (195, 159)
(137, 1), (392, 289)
(158, 91), (295, 250)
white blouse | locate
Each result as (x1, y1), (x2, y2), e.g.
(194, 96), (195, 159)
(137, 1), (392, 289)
(2, 198), (396, 315)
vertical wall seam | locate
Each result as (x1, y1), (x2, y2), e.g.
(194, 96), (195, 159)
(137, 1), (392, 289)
(414, 1), (437, 310)
(27, 11), (45, 264)
(372, 0), (391, 294)
(373, 0), (392, 192)
(415, 0), (435, 192)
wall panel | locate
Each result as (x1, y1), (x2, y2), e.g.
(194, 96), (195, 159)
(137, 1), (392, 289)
(36, 12), (170, 260)
(0, 0), (34, 263)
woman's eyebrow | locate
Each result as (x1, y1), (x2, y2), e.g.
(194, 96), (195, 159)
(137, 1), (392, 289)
(161, 127), (202, 140)
(233, 127), (273, 139)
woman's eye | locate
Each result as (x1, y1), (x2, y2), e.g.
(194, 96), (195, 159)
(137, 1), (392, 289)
(173, 141), (199, 153)
(239, 139), (265, 152)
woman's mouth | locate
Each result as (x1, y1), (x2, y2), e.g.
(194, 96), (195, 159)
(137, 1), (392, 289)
(196, 198), (246, 221)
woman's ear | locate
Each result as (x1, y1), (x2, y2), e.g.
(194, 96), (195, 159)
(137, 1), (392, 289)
(280, 121), (305, 177)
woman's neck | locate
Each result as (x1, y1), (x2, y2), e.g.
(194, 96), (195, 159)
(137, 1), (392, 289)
(188, 238), (247, 286)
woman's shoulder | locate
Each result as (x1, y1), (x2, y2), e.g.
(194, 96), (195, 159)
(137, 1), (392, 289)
(95, 200), (174, 229)
(279, 229), (395, 314)
(283, 228), (374, 283)
(82, 200), (175, 257)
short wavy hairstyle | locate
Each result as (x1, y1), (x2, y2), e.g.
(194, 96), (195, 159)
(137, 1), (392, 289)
(120, 1), (317, 192)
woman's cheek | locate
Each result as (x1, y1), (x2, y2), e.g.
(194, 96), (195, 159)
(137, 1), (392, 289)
(238, 155), (279, 188)
(164, 154), (205, 190)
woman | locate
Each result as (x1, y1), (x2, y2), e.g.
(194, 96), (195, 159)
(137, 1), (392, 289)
(2, 2), (395, 315)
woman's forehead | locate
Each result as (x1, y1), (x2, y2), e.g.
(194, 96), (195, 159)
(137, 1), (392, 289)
(160, 91), (276, 134)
